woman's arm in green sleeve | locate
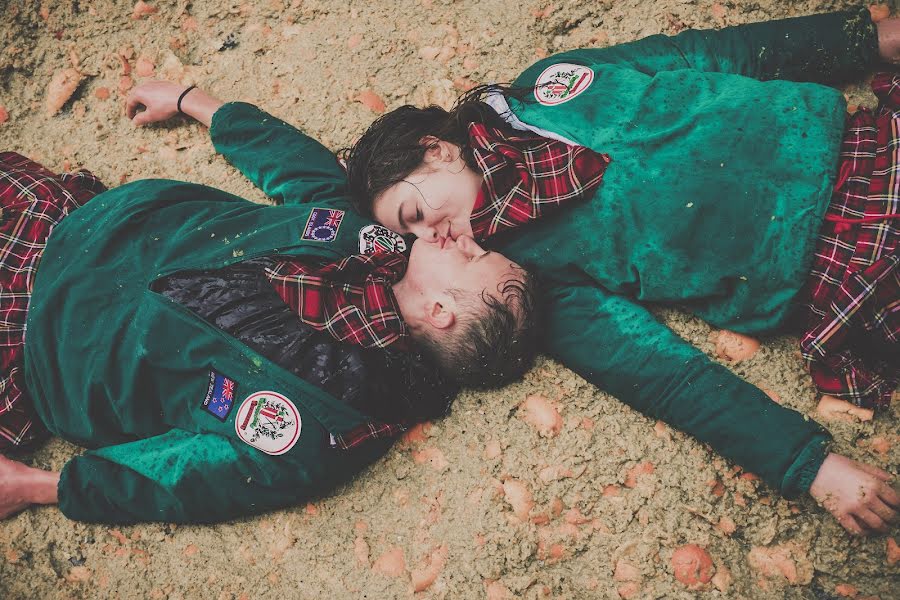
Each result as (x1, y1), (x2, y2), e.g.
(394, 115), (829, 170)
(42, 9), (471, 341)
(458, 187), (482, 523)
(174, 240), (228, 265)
(543, 279), (830, 498)
(542, 9), (880, 83)
(56, 428), (367, 524)
(126, 83), (349, 206)
(209, 102), (349, 206)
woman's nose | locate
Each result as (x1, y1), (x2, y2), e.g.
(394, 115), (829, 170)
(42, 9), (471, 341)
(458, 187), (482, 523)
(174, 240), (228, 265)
(418, 224), (441, 243)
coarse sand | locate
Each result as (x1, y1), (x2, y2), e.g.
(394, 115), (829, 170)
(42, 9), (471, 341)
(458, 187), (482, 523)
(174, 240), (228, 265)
(0, 1), (898, 598)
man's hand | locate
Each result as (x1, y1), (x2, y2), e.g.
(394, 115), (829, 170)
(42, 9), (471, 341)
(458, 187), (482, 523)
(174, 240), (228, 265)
(126, 81), (224, 128)
(0, 455), (59, 519)
(809, 452), (899, 535)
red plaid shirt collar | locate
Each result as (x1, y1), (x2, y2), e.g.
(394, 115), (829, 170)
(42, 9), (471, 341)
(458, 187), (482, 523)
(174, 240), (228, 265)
(264, 250), (409, 350)
(468, 121), (610, 240)
(265, 251), (413, 449)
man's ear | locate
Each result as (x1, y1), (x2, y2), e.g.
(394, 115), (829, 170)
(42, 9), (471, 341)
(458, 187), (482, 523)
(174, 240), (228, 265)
(419, 136), (455, 166)
(424, 299), (455, 330)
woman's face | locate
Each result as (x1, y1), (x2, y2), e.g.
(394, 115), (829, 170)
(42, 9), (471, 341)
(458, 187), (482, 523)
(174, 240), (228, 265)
(372, 142), (482, 243)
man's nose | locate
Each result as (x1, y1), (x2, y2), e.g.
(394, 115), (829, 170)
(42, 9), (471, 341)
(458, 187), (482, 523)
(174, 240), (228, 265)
(455, 234), (481, 257)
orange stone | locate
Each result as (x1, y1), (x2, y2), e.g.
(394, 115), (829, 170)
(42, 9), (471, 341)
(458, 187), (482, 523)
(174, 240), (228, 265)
(671, 544), (714, 588)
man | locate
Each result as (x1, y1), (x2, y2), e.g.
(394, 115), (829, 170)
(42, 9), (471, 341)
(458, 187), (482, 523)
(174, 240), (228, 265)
(0, 84), (538, 524)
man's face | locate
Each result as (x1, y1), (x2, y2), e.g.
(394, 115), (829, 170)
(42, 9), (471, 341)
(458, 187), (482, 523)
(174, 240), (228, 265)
(403, 235), (520, 304)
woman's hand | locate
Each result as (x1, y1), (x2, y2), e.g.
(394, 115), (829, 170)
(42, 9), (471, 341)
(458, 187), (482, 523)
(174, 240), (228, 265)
(126, 81), (188, 126)
(809, 452), (899, 535)
(126, 81), (224, 128)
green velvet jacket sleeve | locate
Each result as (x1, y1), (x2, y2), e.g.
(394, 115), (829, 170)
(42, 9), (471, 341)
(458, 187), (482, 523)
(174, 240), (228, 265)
(544, 279), (830, 498)
(57, 428), (381, 524)
(209, 102), (349, 206)
(549, 9), (878, 83)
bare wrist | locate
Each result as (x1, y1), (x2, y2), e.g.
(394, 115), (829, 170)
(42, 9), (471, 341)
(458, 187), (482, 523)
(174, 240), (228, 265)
(28, 468), (60, 505)
(178, 88), (225, 128)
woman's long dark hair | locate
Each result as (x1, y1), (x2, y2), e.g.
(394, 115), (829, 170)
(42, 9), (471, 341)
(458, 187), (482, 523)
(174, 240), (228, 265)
(341, 83), (533, 216)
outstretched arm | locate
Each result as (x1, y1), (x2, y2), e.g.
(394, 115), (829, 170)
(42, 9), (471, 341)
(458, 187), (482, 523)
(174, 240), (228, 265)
(544, 278), (898, 535)
(532, 9), (894, 84)
(126, 81), (223, 127)
(125, 82), (348, 206)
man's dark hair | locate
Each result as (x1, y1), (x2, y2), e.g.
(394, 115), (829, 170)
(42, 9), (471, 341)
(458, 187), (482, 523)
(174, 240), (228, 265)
(343, 84), (529, 216)
(413, 264), (541, 390)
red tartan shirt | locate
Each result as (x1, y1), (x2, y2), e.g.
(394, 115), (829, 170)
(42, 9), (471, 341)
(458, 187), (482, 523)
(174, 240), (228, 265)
(263, 251), (411, 449)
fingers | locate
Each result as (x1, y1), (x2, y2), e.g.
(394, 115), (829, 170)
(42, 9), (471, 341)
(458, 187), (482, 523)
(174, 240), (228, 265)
(855, 460), (894, 482)
(125, 90), (144, 120)
(836, 512), (867, 536)
(131, 110), (154, 127)
(855, 508), (889, 534)
(878, 480), (900, 509)
(869, 495), (899, 524)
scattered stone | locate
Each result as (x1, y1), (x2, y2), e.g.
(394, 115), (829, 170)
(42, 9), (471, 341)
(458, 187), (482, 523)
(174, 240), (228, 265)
(46, 68), (84, 115)
(372, 546), (405, 577)
(671, 544), (714, 589)
(132, 1), (157, 20)
(411, 544), (448, 592)
(135, 55), (155, 77)
(519, 394), (563, 437)
(502, 478), (534, 520)
(356, 89), (385, 113)
(623, 461), (654, 488)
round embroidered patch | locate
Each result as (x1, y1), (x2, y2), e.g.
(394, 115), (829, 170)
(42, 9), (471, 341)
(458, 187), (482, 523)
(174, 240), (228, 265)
(234, 391), (302, 455)
(533, 63), (594, 106)
(358, 224), (407, 254)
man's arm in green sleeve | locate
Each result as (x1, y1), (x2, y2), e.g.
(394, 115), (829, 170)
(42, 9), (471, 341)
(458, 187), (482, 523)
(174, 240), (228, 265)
(209, 102), (349, 206)
(544, 279), (830, 498)
(547, 9), (879, 83)
(56, 428), (385, 524)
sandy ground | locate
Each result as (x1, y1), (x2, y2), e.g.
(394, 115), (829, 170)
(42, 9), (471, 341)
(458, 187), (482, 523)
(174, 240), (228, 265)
(0, 0), (898, 598)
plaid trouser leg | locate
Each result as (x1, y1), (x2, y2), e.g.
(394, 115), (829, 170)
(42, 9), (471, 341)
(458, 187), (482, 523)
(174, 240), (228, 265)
(0, 152), (106, 450)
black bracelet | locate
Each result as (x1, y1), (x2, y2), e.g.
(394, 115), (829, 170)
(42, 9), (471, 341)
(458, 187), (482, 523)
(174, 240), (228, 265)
(176, 84), (198, 115)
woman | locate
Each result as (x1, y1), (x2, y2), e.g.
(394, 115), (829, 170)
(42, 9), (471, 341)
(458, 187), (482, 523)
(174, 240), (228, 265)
(343, 8), (900, 535)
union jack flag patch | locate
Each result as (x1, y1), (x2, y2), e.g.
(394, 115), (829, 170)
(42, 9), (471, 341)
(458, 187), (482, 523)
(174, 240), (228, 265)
(202, 371), (237, 421)
(301, 207), (344, 242)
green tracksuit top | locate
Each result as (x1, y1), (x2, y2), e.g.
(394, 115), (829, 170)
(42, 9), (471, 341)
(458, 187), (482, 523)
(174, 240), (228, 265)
(25, 103), (392, 524)
(493, 10), (882, 497)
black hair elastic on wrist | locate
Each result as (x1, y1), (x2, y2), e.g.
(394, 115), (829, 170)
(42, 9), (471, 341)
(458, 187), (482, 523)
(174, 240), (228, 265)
(177, 84), (198, 115)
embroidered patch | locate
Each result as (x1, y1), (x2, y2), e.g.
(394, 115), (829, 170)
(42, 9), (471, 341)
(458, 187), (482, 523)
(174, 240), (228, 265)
(202, 371), (237, 421)
(301, 207), (344, 242)
(534, 63), (594, 106)
(358, 224), (407, 255)
(234, 391), (302, 455)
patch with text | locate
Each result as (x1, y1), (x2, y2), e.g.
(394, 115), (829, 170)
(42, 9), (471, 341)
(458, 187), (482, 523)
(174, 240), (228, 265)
(202, 371), (237, 421)
(358, 224), (407, 255)
(234, 391), (302, 455)
(301, 207), (344, 242)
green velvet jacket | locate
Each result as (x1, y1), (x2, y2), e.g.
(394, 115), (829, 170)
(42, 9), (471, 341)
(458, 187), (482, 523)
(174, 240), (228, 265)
(26, 103), (392, 523)
(496, 9), (881, 496)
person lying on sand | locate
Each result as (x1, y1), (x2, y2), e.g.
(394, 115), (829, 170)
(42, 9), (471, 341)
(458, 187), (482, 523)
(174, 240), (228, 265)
(0, 85), (539, 524)
(342, 8), (900, 536)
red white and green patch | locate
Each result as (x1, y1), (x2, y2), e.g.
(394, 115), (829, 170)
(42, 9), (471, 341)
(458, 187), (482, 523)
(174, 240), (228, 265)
(234, 391), (301, 455)
(534, 63), (594, 106)
(358, 224), (407, 255)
